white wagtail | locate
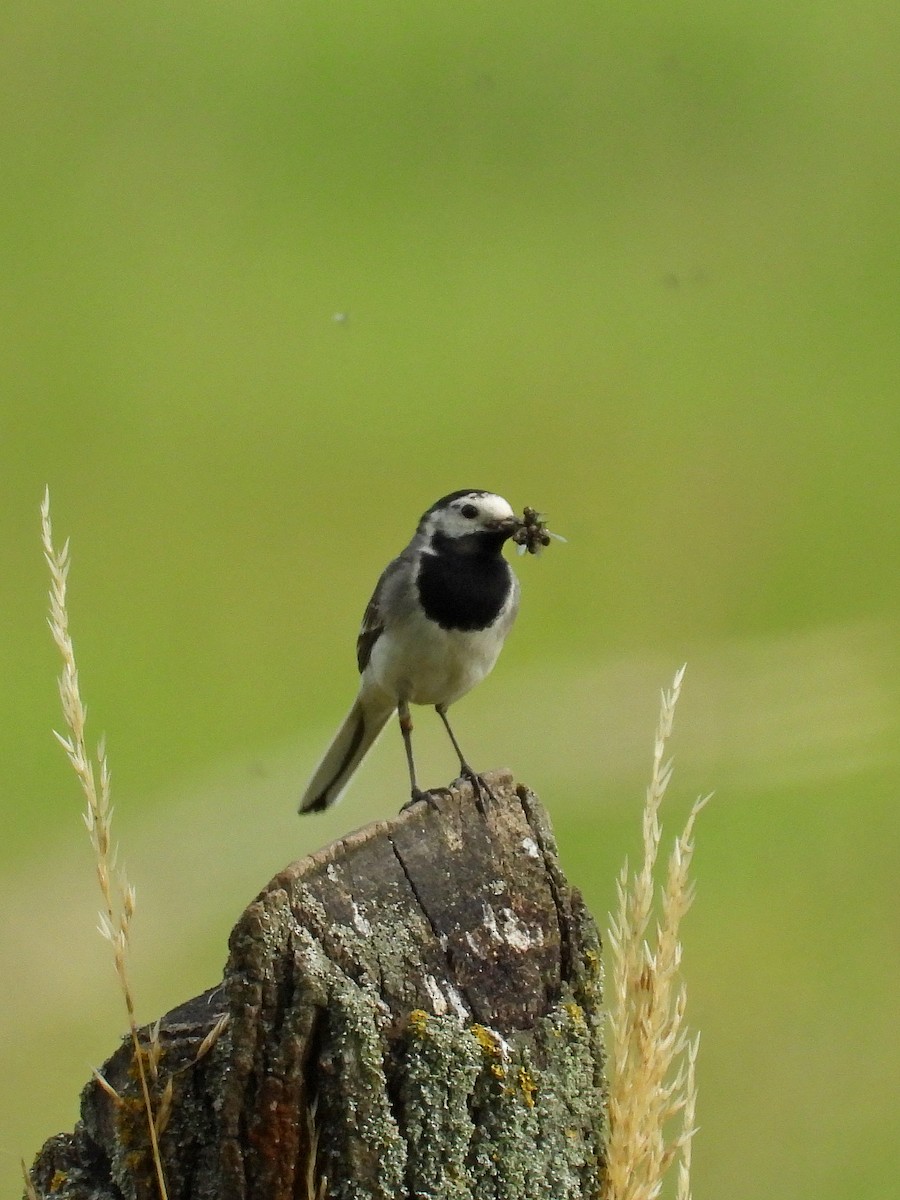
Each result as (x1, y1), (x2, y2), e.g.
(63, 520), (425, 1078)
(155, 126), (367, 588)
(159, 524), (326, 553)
(298, 489), (522, 813)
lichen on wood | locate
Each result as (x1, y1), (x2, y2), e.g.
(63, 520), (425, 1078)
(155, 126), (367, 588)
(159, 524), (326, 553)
(26, 771), (606, 1200)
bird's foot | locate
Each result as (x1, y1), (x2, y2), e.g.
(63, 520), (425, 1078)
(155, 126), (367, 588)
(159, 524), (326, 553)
(453, 769), (496, 815)
(401, 786), (449, 813)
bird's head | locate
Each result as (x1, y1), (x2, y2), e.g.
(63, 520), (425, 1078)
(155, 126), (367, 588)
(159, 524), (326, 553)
(419, 490), (519, 550)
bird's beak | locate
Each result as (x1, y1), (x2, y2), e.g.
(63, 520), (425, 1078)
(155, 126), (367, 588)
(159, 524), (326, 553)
(490, 516), (520, 536)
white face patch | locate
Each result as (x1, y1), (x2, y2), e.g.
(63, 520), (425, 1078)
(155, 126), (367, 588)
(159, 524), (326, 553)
(426, 492), (515, 540)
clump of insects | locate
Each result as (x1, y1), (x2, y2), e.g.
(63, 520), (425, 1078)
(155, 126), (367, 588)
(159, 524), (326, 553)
(512, 506), (567, 556)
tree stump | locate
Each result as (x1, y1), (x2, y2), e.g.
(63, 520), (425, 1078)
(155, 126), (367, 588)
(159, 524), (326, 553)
(26, 771), (606, 1200)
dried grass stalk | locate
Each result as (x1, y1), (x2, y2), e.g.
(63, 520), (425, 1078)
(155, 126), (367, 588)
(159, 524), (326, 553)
(91, 1066), (124, 1106)
(603, 665), (708, 1200)
(193, 1013), (230, 1065)
(305, 1096), (328, 1200)
(21, 1160), (40, 1200)
(39, 489), (168, 1200)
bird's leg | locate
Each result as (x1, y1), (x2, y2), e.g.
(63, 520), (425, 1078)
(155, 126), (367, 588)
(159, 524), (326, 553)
(399, 700), (437, 810)
(398, 700), (422, 801)
(435, 703), (495, 814)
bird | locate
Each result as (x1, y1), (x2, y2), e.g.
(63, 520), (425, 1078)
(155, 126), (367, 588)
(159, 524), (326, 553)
(299, 489), (522, 813)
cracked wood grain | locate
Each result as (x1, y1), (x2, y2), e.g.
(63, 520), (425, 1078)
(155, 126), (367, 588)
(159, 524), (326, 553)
(26, 771), (606, 1200)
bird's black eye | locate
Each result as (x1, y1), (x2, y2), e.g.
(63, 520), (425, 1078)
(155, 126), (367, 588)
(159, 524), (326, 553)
(460, 503), (478, 519)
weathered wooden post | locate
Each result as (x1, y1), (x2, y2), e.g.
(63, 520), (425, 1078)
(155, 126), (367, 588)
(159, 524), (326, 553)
(26, 771), (606, 1200)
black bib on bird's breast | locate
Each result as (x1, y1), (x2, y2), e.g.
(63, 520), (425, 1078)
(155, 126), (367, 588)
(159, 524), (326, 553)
(416, 535), (512, 632)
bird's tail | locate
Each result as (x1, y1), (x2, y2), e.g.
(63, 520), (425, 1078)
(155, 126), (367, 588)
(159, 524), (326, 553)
(298, 690), (396, 813)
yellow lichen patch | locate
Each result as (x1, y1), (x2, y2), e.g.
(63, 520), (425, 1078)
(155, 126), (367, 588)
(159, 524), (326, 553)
(408, 1009), (430, 1037)
(563, 1002), (585, 1027)
(470, 1024), (501, 1057)
(471, 1024), (509, 1083)
(517, 1067), (538, 1109)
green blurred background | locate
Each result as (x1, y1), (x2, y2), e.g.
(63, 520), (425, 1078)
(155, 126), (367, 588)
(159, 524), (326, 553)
(2, 2), (899, 1195)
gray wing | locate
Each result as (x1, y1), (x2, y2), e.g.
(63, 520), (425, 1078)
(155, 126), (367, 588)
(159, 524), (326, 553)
(356, 583), (385, 672)
(356, 552), (412, 672)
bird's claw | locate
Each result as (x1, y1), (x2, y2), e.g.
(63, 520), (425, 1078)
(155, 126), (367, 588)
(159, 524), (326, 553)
(401, 786), (448, 813)
(453, 770), (496, 815)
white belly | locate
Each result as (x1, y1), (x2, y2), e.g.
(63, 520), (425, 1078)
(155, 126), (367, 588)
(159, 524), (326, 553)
(365, 606), (506, 708)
